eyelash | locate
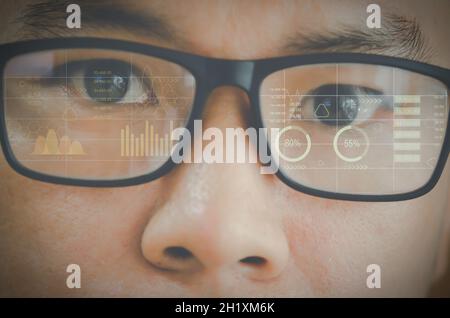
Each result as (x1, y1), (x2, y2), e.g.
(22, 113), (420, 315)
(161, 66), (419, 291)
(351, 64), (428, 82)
(294, 84), (391, 126)
(41, 63), (390, 122)
(41, 59), (158, 105)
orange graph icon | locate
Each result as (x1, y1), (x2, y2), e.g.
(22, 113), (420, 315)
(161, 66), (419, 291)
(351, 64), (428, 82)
(120, 120), (174, 157)
(32, 129), (86, 155)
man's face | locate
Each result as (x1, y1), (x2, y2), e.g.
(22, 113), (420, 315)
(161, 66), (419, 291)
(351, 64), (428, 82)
(0, 0), (449, 297)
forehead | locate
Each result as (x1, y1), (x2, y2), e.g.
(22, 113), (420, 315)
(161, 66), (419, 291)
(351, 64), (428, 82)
(95, 0), (447, 60)
(137, 0), (373, 57)
(5, 0), (450, 67)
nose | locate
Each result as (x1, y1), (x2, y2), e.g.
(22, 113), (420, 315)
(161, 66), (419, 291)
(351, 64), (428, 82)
(141, 192), (289, 280)
(140, 87), (289, 281)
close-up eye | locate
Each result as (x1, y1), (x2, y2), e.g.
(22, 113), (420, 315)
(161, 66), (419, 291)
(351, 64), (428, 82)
(297, 84), (386, 126)
(68, 59), (158, 105)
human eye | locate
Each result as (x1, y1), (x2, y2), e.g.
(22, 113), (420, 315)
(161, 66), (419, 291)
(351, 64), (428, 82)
(296, 83), (391, 127)
(4, 49), (198, 181)
(53, 58), (158, 107)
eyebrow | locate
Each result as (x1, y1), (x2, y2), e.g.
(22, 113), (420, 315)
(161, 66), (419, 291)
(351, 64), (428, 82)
(15, 2), (433, 62)
(15, 0), (176, 42)
(284, 14), (433, 62)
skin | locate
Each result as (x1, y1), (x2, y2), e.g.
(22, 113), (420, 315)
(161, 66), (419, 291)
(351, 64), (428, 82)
(0, 0), (449, 297)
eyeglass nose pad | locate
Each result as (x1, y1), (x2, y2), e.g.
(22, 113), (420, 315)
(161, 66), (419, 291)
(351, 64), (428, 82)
(206, 60), (255, 92)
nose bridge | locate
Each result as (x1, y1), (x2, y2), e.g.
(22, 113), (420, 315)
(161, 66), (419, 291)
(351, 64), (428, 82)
(140, 163), (290, 278)
(206, 59), (255, 92)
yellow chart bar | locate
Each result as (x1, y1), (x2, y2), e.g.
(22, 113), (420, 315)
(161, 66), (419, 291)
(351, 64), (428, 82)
(160, 137), (164, 156)
(394, 154), (421, 163)
(120, 128), (125, 157)
(120, 120), (178, 157)
(155, 133), (159, 156)
(135, 136), (139, 157)
(130, 133), (134, 157)
(393, 130), (421, 139)
(394, 107), (420, 116)
(150, 125), (154, 156)
(394, 95), (421, 103)
(393, 119), (421, 128)
(125, 125), (130, 156)
(145, 121), (149, 156)
(140, 133), (144, 156)
(393, 143), (421, 151)
(164, 134), (169, 156)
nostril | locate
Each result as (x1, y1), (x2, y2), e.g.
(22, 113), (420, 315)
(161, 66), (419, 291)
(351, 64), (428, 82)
(164, 246), (194, 260)
(240, 256), (267, 266)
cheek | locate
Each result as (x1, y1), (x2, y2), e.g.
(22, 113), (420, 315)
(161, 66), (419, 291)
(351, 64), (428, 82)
(283, 186), (445, 296)
(0, 166), (162, 294)
(284, 211), (334, 296)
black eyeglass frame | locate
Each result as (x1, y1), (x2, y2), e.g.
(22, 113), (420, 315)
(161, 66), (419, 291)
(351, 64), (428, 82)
(0, 37), (449, 202)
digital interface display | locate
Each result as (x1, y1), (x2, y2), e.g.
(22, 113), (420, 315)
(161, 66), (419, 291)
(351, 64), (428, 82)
(0, 0), (449, 303)
(4, 50), (195, 179)
(261, 64), (448, 194)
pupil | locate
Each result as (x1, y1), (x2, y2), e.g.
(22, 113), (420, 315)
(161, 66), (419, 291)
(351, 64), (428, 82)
(84, 60), (130, 103)
(312, 84), (360, 126)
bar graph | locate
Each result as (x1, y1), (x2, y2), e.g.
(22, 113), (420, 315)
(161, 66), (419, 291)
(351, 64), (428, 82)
(120, 120), (175, 157)
(393, 95), (421, 163)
